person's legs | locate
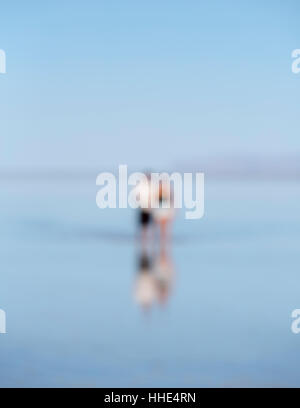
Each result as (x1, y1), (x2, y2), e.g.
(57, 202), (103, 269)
(140, 211), (153, 249)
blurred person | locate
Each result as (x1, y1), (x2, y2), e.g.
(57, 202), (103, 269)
(135, 172), (154, 248)
(153, 179), (175, 248)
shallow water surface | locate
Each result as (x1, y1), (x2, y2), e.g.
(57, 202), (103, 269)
(0, 180), (299, 387)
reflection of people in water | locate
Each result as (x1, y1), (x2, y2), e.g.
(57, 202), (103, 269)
(134, 251), (156, 311)
(134, 173), (176, 311)
(134, 247), (175, 311)
(154, 247), (174, 305)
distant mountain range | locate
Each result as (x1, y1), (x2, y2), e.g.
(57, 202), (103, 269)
(173, 154), (300, 180)
(0, 154), (299, 180)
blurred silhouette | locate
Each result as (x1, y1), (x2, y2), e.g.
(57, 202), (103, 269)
(136, 174), (176, 250)
(134, 251), (156, 312)
(134, 246), (175, 311)
(134, 172), (176, 312)
(153, 179), (175, 248)
(136, 173), (154, 248)
(154, 246), (175, 306)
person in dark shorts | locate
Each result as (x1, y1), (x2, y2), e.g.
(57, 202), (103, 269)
(140, 210), (152, 227)
(135, 173), (154, 246)
(138, 204), (153, 246)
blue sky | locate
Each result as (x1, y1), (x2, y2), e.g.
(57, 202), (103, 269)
(0, 0), (299, 168)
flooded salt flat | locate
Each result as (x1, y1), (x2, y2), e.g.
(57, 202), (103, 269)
(0, 180), (299, 387)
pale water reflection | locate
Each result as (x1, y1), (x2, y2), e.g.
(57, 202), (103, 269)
(135, 247), (175, 311)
